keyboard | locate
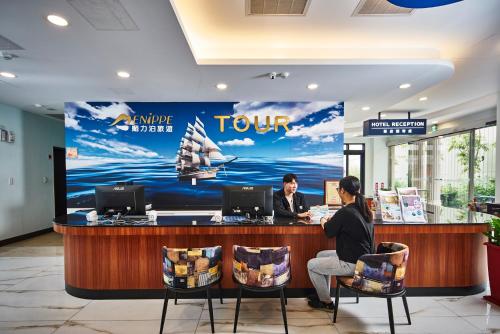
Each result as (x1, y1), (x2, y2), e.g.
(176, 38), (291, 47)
(223, 216), (247, 223)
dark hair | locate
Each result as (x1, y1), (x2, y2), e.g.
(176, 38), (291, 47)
(283, 173), (298, 183)
(339, 176), (373, 223)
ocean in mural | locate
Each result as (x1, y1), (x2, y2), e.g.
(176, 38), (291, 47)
(65, 102), (344, 209)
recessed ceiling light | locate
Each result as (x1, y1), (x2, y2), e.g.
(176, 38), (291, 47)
(0, 71), (16, 78)
(438, 136), (444, 138)
(307, 83), (318, 90)
(34, 104), (43, 108)
(117, 71), (130, 78)
(432, 121), (438, 124)
(381, 113), (387, 117)
(419, 96), (428, 101)
(47, 14), (68, 27)
(216, 83), (227, 90)
(399, 83), (411, 89)
(361, 106), (370, 111)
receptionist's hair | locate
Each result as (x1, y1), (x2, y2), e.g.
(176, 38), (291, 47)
(283, 173), (298, 183)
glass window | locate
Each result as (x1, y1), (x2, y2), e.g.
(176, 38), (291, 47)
(435, 133), (470, 209)
(473, 126), (496, 204)
(349, 144), (364, 151)
(390, 144), (409, 189)
(348, 154), (361, 179)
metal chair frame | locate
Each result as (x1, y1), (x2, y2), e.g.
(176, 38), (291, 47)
(159, 278), (223, 334)
(333, 277), (411, 334)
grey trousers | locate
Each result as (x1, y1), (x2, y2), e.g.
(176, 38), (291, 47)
(307, 250), (356, 303)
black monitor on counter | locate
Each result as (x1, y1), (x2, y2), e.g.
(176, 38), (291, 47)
(95, 185), (145, 216)
(222, 185), (273, 217)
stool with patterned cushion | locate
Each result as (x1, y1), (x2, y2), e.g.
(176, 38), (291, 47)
(333, 242), (411, 334)
(159, 246), (223, 334)
(232, 245), (291, 334)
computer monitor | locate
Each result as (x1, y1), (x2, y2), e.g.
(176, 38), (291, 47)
(95, 185), (145, 215)
(222, 186), (273, 217)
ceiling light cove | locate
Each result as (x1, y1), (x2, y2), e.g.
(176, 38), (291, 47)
(399, 83), (411, 89)
(0, 71), (16, 78)
(419, 96), (428, 101)
(362, 106), (370, 111)
(216, 83), (227, 90)
(307, 83), (318, 90)
(117, 71), (130, 78)
(47, 14), (68, 27)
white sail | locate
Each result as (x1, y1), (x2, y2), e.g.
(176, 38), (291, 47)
(204, 136), (221, 152)
(195, 116), (205, 128)
(208, 151), (225, 160)
(194, 120), (206, 137)
(191, 130), (204, 144)
(200, 157), (211, 167)
(191, 153), (200, 165)
(176, 116), (236, 179)
(191, 141), (202, 152)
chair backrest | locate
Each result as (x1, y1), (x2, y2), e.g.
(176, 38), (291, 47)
(351, 242), (409, 294)
(232, 245), (291, 287)
(162, 246), (222, 289)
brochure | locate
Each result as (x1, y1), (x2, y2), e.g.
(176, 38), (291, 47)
(400, 195), (427, 223)
(396, 187), (418, 196)
(378, 190), (403, 223)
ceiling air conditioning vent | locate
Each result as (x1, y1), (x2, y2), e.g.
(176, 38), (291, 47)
(246, 0), (311, 16)
(0, 35), (24, 50)
(353, 0), (413, 16)
(67, 0), (138, 30)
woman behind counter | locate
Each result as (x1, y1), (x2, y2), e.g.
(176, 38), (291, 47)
(307, 176), (374, 310)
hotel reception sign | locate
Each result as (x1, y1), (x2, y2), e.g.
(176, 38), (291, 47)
(363, 119), (427, 136)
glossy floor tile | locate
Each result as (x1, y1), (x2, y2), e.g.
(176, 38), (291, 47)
(1, 232), (500, 333)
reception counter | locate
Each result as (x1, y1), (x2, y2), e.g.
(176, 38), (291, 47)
(53, 205), (493, 299)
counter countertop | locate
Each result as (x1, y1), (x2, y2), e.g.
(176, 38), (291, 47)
(53, 204), (494, 227)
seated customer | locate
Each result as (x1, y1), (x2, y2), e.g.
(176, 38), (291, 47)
(273, 173), (312, 219)
(307, 176), (374, 310)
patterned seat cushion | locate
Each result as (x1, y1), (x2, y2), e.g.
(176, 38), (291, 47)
(162, 246), (222, 289)
(349, 242), (409, 294)
(233, 245), (291, 287)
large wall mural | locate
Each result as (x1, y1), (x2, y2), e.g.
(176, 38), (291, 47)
(65, 102), (344, 209)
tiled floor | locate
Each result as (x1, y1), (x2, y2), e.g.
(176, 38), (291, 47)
(0, 232), (499, 333)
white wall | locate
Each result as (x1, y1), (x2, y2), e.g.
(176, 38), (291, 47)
(0, 103), (65, 241)
(347, 136), (389, 197)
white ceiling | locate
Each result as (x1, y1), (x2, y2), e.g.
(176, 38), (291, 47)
(0, 0), (498, 137)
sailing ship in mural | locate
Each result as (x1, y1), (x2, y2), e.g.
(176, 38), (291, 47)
(176, 116), (237, 180)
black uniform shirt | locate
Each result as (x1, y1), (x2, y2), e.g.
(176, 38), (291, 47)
(323, 204), (374, 264)
(273, 189), (309, 218)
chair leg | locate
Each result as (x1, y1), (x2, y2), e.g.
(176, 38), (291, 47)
(218, 280), (224, 304)
(174, 291), (178, 305)
(159, 289), (169, 334)
(207, 287), (215, 333)
(356, 292), (359, 304)
(402, 294), (411, 325)
(280, 288), (289, 334)
(233, 285), (242, 333)
(333, 281), (340, 323)
(284, 287), (288, 305)
(387, 298), (395, 334)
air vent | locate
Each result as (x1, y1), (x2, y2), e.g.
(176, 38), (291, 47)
(353, 0), (413, 16)
(67, 0), (138, 30)
(46, 114), (65, 121)
(0, 35), (24, 50)
(246, 0), (311, 16)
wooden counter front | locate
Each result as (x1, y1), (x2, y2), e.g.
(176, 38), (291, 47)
(53, 222), (488, 297)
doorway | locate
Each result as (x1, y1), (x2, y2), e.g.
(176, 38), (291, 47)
(53, 147), (66, 217)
